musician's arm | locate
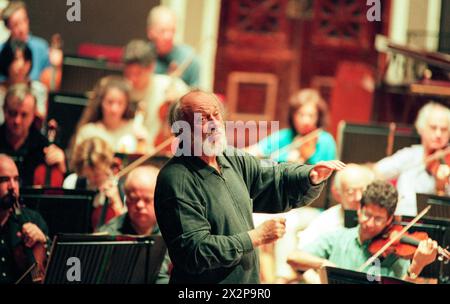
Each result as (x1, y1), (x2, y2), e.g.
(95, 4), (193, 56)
(287, 250), (334, 272)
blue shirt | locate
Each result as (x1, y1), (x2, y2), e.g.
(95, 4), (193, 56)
(304, 226), (410, 279)
(0, 34), (50, 81)
(155, 44), (200, 87)
(257, 128), (337, 164)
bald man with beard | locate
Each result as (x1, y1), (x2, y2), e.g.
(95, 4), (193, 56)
(154, 90), (345, 283)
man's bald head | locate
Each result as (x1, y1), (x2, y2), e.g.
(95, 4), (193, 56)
(124, 165), (159, 193)
(124, 165), (160, 233)
(332, 163), (375, 210)
(169, 90), (224, 128)
(0, 154), (20, 198)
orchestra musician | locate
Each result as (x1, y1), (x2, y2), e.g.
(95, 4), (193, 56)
(63, 137), (125, 229)
(0, 1), (50, 82)
(146, 5), (201, 87)
(0, 84), (66, 187)
(287, 181), (439, 283)
(98, 165), (171, 284)
(72, 75), (149, 154)
(297, 164), (375, 250)
(247, 89), (336, 164)
(154, 90), (345, 283)
(0, 154), (49, 284)
(0, 39), (48, 127)
(374, 102), (450, 216)
(123, 39), (188, 151)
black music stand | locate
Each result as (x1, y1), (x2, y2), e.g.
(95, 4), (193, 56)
(402, 194), (450, 283)
(416, 193), (450, 221)
(321, 266), (412, 284)
(43, 234), (167, 284)
(60, 55), (123, 95)
(46, 92), (89, 150)
(344, 209), (358, 228)
(20, 187), (96, 238)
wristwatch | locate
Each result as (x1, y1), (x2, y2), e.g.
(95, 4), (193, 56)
(407, 268), (418, 280)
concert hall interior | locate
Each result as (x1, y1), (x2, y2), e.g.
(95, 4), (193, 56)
(0, 0), (449, 285)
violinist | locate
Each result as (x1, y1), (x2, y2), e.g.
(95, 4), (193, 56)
(146, 5), (201, 87)
(0, 154), (49, 284)
(123, 39), (188, 151)
(247, 89), (336, 164)
(287, 181), (438, 283)
(374, 102), (450, 216)
(72, 75), (148, 154)
(297, 164), (375, 250)
(0, 84), (66, 186)
(63, 137), (125, 229)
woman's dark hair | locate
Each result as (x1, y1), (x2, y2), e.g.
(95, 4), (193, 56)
(0, 39), (33, 78)
(288, 89), (329, 135)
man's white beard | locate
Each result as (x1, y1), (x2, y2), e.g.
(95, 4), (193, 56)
(202, 130), (228, 157)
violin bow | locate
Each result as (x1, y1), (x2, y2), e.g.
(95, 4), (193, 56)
(269, 128), (323, 160)
(357, 205), (431, 272)
(115, 137), (173, 179)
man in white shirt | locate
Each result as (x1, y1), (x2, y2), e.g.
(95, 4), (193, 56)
(297, 163), (375, 250)
(374, 102), (450, 216)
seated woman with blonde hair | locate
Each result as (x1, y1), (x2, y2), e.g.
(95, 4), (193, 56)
(73, 75), (148, 154)
(248, 89), (336, 164)
(63, 137), (125, 230)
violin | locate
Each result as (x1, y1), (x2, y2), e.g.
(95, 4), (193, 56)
(425, 146), (450, 196)
(369, 224), (450, 261)
(91, 157), (123, 230)
(153, 55), (194, 156)
(40, 33), (63, 91)
(153, 100), (174, 156)
(8, 190), (47, 283)
(270, 128), (322, 163)
(358, 206), (448, 274)
(298, 133), (318, 163)
(33, 119), (65, 187)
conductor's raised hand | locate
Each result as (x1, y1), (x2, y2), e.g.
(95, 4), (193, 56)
(309, 160), (346, 185)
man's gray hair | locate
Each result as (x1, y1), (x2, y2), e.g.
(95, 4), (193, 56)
(415, 102), (450, 134)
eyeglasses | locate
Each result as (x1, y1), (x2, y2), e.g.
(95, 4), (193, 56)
(360, 209), (387, 226)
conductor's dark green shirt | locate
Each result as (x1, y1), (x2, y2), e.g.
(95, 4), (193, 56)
(154, 147), (324, 284)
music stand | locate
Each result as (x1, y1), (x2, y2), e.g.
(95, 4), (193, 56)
(400, 207), (450, 283)
(344, 209), (358, 228)
(60, 55), (123, 95)
(416, 193), (450, 221)
(43, 234), (167, 284)
(20, 187), (96, 238)
(320, 266), (412, 284)
(46, 92), (89, 150)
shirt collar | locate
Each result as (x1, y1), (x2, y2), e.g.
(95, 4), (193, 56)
(180, 153), (231, 179)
